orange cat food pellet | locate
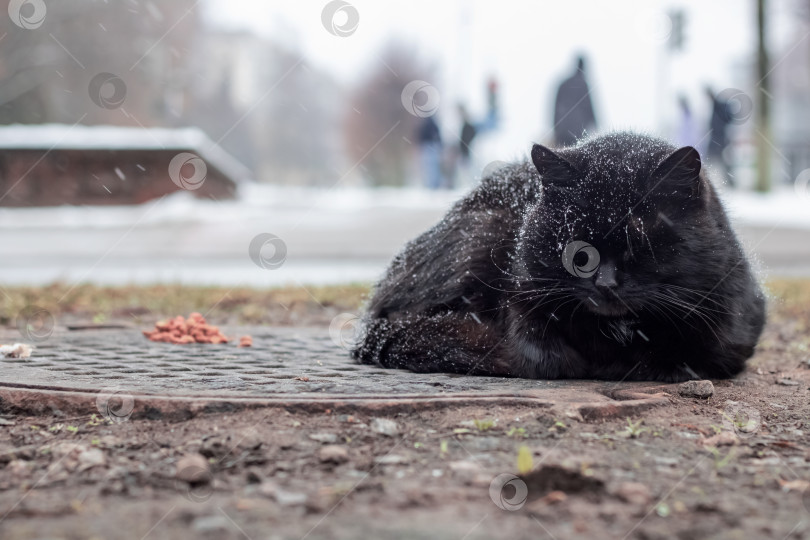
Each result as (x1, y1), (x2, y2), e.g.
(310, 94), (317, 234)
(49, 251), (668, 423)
(142, 314), (232, 345)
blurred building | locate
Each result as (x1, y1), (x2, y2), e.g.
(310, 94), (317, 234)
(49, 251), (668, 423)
(0, 0), (345, 189)
(0, 0), (199, 127)
(189, 30), (345, 185)
(0, 125), (248, 206)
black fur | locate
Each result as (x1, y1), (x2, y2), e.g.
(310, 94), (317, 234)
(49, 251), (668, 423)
(352, 132), (766, 382)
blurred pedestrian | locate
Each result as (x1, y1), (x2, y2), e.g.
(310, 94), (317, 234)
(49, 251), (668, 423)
(553, 56), (597, 147)
(417, 116), (443, 189)
(452, 78), (500, 188)
(454, 104), (477, 185)
(705, 86), (734, 187)
(675, 94), (699, 148)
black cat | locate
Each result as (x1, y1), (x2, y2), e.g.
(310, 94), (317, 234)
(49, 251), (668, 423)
(352, 132), (766, 382)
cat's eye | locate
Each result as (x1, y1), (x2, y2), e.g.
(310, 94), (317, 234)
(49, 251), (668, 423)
(573, 251), (590, 267)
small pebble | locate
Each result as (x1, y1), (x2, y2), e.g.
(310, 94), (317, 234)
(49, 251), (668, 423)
(678, 380), (714, 399)
(448, 460), (479, 472)
(7, 459), (30, 478)
(273, 489), (308, 507)
(374, 454), (408, 465)
(192, 515), (230, 533)
(308, 432), (338, 444)
(776, 378), (799, 386)
(615, 482), (651, 505)
(539, 490), (568, 505)
(77, 448), (106, 471)
(319, 445), (349, 464)
(700, 431), (739, 447)
(370, 418), (399, 437)
(175, 453), (210, 482)
(246, 468), (262, 484)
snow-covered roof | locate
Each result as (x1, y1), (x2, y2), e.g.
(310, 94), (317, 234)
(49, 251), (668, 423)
(0, 124), (252, 183)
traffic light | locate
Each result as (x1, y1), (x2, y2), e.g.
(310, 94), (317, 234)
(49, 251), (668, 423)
(670, 10), (686, 51)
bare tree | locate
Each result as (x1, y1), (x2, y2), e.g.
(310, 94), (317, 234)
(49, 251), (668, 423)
(344, 41), (438, 186)
(0, 0), (199, 126)
(257, 47), (344, 185)
(755, 0), (771, 192)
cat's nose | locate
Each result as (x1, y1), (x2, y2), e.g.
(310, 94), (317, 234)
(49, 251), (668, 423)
(594, 263), (619, 293)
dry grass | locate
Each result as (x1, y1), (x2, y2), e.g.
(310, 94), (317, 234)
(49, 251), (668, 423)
(0, 278), (807, 328)
(766, 278), (810, 311)
(0, 282), (371, 326)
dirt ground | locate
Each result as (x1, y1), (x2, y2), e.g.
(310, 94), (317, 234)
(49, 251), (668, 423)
(1, 281), (809, 539)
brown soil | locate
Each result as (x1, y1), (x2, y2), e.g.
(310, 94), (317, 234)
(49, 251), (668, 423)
(0, 281), (809, 539)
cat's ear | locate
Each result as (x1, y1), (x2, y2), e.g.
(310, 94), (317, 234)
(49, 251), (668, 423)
(650, 146), (702, 196)
(531, 144), (578, 186)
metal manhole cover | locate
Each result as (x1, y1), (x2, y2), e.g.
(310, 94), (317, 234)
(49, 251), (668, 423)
(0, 327), (670, 419)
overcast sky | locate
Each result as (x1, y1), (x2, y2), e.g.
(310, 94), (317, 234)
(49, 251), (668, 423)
(203, 0), (794, 164)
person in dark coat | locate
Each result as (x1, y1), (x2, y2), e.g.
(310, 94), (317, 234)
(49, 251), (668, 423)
(452, 79), (500, 188)
(553, 56), (597, 147)
(676, 94), (701, 148)
(705, 86), (734, 186)
(417, 116), (443, 189)
(458, 105), (477, 165)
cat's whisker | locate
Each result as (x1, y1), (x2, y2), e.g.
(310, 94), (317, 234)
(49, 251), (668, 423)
(655, 290), (735, 316)
(651, 292), (724, 344)
(660, 285), (727, 303)
(506, 290), (568, 302)
(653, 303), (711, 342)
(660, 284), (729, 306)
(469, 268), (566, 295)
(498, 291), (572, 312)
(541, 297), (581, 339)
(488, 241), (563, 284)
(473, 289), (571, 315)
(652, 292), (715, 318)
(644, 299), (694, 337)
(570, 299), (586, 319)
(515, 275), (568, 283)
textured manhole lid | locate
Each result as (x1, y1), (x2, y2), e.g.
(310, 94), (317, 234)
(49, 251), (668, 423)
(0, 327), (670, 419)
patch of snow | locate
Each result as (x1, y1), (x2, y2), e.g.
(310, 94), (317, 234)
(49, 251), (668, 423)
(0, 185), (465, 229)
(723, 188), (810, 229)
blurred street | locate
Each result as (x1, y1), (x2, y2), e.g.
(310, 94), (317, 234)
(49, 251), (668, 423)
(1, 185), (808, 287)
